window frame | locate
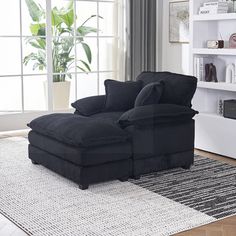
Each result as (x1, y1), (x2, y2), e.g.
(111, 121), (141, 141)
(0, 0), (121, 114)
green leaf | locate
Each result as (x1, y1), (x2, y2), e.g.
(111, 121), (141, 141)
(30, 23), (40, 35)
(81, 15), (103, 26)
(51, 7), (63, 26)
(77, 26), (97, 37)
(60, 37), (74, 51)
(78, 60), (91, 72)
(38, 50), (45, 59)
(38, 26), (46, 36)
(67, 74), (72, 79)
(81, 43), (92, 64)
(59, 8), (74, 27)
(30, 23), (45, 36)
(25, 0), (44, 22)
(59, 52), (70, 60)
(77, 66), (87, 73)
(23, 53), (35, 65)
(27, 38), (46, 50)
(23, 50), (46, 71)
(29, 41), (42, 49)
(60, 28), (72, 34)
(66, 0), (74, 11)
(33, 62), (40, 70)
(37, 38), (46, 49)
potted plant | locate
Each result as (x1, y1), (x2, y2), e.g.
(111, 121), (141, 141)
(24, 0), (99, 109)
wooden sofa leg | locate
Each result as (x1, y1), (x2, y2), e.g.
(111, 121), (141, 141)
(182, 164), (192, 170)
(79, 184), (89, 190)
(132, 175), (141, 180)
(31, 159), (39, 165)
(119, 176), (129, 182)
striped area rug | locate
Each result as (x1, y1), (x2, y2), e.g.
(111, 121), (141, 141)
(0, 137), (236, 236)
(130, 156), (236, 219)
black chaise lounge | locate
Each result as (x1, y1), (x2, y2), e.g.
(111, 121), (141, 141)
(28, 72), (198, 190)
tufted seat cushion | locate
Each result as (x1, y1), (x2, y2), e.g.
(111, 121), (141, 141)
(27, 113), (129, 148)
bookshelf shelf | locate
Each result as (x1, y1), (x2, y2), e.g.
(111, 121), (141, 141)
(193, 13), (236, 21)
(196, 112), (236, 125)
(192, 48), (236, 56)
(190, 0), (236, 158)
(197, 81), (236, 92)
(197, 112), (223, 119)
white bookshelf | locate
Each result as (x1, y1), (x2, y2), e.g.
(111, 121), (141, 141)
(198, 81), (236, 92)
(193, 48), (236, 55)
(190, 0), (236, 159)
(193, 13), (236, 21)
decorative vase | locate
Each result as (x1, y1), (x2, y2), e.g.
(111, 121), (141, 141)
(229, 33), (236, 48)
(225, 64), (235, 83)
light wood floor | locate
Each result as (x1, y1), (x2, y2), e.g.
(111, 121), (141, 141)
(0, 131), (236, 236)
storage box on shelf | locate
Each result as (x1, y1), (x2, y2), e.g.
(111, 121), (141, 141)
(190, 0), (236, 158)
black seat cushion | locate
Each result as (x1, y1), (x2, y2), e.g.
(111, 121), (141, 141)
(136, 72), (197, 107)
(90, 112), (124, 122)
(135, 82), (163, 107)
(28, 113), (129, 147)
(104, 79), (142, 112)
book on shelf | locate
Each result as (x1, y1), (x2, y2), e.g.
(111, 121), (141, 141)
(203, 2), (228, 7)
(194, 57), (211, 81)
(199, 1), (229, 14)
(199, 7), (228, 14)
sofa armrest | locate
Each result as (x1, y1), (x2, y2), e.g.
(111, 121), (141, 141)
(71, 95), (106, 116)
(118, 104), (198, 128)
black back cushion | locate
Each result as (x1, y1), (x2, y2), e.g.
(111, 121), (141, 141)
(136, 72), (197, 107)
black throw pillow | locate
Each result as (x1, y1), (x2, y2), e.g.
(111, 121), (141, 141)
(71, 95), (106, 116)
(104, 80), (142, 112)
(135, 82), (163, 107)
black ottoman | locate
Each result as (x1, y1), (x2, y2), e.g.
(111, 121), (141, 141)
(28, 114), (132, 190)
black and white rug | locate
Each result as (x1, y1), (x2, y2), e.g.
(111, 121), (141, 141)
(0, 137), (236, 236)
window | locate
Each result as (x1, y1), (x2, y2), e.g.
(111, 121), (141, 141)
(0, 0), (125, 115)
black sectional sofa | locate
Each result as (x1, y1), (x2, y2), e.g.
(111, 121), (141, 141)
(28, 72), (198, 190)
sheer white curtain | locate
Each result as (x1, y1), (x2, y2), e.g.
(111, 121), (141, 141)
(113, 0), (127, 81)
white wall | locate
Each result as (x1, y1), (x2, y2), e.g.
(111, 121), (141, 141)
(161, 0), (190, 75)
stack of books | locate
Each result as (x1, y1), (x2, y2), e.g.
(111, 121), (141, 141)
(199, 1), (229, 15)
(194, 57), (211, 81)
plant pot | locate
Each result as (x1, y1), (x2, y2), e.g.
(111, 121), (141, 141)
(44, 81), (71, 110)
